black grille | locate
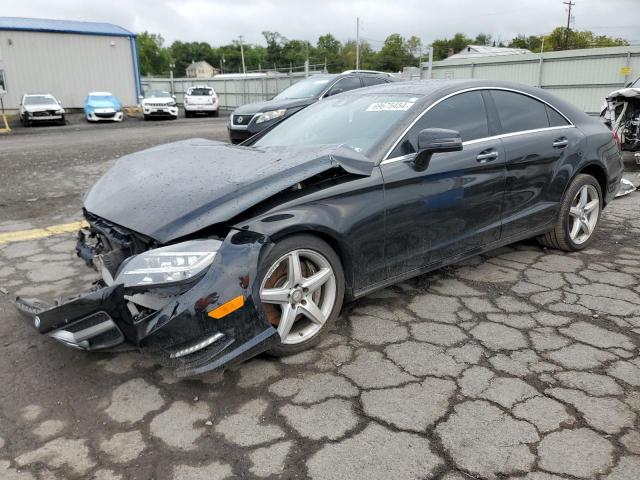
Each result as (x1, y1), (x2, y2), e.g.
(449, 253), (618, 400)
(233, 114), (252, 126)
(66, 311), (112, 332)
(33, 111), (56, 117)
(95, 112), (115, 118)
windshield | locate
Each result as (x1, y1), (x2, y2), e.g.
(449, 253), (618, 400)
(188, 88), (213, 96)
(254, 93), (420, 155)
(24, 96), (57, 106)
(274, 76), (334, 100)
(145, 90), (171, 98)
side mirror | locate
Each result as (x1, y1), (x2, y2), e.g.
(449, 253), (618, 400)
(138, 94), (144, 100)
(414, 128), (463, 170)
(172, 95), (176, 99)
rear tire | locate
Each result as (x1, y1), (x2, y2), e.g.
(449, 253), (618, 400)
(537, 174), (602, 251)
(258, 234), (344, 357)
(185, 111), (191, 118)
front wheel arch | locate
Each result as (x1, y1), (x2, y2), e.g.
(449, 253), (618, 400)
(264, 227), (354, 300)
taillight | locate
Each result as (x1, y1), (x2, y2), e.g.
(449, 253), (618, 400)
(613, 131), (621, 149)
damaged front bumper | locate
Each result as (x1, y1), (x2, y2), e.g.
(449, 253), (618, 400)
(15, 227), (280, 377)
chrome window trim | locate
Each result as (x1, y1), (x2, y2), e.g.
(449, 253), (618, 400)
(381, 86), (575, 163)
(380, 124), (575, 166)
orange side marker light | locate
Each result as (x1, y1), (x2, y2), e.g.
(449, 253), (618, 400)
(208, 295), (245, 319)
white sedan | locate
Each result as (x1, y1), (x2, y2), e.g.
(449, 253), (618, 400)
(140, 90), (179, 120)
(19, 93), (65, 126)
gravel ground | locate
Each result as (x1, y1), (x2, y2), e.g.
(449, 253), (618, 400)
(0, 119), (639, 480)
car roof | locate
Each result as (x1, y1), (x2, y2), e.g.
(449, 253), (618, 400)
(88, 91), (114, 96)
(24, 93), (55, 97)
(346, 79), (587, 119)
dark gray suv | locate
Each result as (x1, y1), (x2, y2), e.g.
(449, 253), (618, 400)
(228, 70), (398, 144)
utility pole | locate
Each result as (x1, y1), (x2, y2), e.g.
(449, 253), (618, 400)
(355, 17), (360, 70)
(562, 1), (575, 50)
(239, 35), (247, 74)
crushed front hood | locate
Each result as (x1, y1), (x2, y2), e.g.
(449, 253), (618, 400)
(606, 87), (640, 100)
(84, 139), (373, 243)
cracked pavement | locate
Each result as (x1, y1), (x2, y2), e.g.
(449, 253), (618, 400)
(1, 119), (639, 479)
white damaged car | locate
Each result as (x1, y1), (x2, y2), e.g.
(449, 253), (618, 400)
(19, 93), (66, 126)
(140, 90), (178, 120)
(601, 77), (640, 152)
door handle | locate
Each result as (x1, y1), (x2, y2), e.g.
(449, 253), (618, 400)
(553, 137), (569, 148)
(476, 150), (499, 163)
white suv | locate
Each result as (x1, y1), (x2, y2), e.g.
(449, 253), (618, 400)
(20, 93), (65, 126)
(184, 85), (219, 117)
(140, 90), (178, 120)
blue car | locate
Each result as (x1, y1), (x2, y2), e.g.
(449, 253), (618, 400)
(84, 92), (124, 122)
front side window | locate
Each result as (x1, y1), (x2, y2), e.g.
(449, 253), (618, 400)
(326, 77), (362, 97)
(491, 90), (549, 134)
(254, 93), (420, 155)
(392, 91), (489, 156)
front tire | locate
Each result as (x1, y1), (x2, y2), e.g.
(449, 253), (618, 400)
(258, 235), (344, 357)
(537, 174), (602, 251)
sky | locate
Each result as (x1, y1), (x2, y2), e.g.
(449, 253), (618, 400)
(3, 0), (640, 48)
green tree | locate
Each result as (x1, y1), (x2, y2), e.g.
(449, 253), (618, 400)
(474, 33), (492, 46)
(508, 34), (545, 52)
(315, 34), (344, 72)
(376, 34), (412, 71)
(431, 33), (473, 60)
(136, 31), (170, 75)
(343, 39), (376, 70)
(169, 41), (215, 76)
(262, 31), (287, 69)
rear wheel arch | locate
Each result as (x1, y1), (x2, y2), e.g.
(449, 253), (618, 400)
(577, 163), (608, 206)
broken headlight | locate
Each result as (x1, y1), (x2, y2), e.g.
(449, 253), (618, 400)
(114, 239), (221, 288)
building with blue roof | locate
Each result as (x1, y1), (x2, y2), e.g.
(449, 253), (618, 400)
(0, 17), (141, 110)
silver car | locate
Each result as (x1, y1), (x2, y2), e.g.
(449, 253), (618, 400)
(20, 93), (66, 126)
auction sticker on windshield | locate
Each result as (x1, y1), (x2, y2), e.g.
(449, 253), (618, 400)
(366, 101), (414, 112)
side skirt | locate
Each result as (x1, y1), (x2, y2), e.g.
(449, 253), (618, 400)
(352, 224), (553, 300)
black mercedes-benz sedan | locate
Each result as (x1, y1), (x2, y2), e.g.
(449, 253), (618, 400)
(17, 79), (623, 377)
(227, 70), (397, 144)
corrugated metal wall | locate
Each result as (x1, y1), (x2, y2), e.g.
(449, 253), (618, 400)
(0, 30), (137, 110)
(141, 74), (308, 110)
(428, 46), (640, 114)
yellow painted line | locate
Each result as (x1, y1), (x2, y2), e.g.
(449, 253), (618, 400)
(0, 220), (88, 245)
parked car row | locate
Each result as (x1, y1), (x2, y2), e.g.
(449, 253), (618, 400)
(18, 84), (220, 127)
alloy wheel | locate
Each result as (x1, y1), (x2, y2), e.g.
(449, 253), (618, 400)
(568, 184), (599, 245)
(259, 249), (336, 345)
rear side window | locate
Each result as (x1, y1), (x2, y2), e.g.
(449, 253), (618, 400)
(362, 76), (388, 87)
(491, 90), (549, 133)
(546, 105), (570, 127)
(326, 77), (362, 96)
